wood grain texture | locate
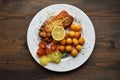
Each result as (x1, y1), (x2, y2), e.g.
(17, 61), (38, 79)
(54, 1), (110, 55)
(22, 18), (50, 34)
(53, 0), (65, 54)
(0, 0), (120, 80)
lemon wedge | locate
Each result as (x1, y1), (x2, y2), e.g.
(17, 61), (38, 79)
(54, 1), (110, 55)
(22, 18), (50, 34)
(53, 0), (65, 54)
(52, 26), (65, 41)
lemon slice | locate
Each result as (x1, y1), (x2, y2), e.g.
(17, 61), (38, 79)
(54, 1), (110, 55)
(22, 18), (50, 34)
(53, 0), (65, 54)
(52, 26), (65, 41)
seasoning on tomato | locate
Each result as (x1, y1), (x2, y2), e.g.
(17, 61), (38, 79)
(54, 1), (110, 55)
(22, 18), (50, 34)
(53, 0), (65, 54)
(50, 43), (57, 51)
(39, 41), (47, 49)
(37, 48), (45, 57)
(45, 47), (51, 55)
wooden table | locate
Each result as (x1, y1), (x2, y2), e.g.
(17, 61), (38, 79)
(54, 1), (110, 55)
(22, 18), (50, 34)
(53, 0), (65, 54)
(0, 0), (120, 80)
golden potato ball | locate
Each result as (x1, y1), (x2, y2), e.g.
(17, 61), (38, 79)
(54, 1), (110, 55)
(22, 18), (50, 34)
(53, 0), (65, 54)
(73, 38), (79, 45)
(79, 37), (85, 45)
(59, 45), (65, 52)
(60, 39), (66, 45)
(76, 45), (82, 52)
(66, 45), (72, 52)
(70, 24), (76, 31)
(66, 38), (72, 44)
(71, 49), (78, 57)
(74, 32), (81, 39)
(69, 31), (75, 38)
(74, 24), (82, 31)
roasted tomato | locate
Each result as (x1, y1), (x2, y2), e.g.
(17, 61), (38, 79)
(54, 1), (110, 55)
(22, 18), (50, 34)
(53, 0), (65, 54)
(50, 43), (57, 51)
(37, 48), (45, 57)
(45, 47), (51, 55)
(39, 41), (47, 49)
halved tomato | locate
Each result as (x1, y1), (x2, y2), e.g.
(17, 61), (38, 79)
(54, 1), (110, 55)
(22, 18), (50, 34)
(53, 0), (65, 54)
(39, 41), (47, 49)
(37, 48), (45, 57)
(50, 43), (57, 51)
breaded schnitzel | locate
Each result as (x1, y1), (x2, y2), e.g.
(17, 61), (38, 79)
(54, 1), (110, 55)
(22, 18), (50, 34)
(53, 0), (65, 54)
(39, 10), (74, 43)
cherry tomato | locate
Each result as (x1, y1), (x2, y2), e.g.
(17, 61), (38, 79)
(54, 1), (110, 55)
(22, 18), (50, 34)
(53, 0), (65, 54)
(50, 43), (57, 51)
(37, 48), (45, 57)
(39, 41), (47, 49)
(45, 47), (51, 55)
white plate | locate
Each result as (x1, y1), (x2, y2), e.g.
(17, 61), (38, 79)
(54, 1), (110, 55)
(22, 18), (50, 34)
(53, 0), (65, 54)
(27, 4), (95, 72)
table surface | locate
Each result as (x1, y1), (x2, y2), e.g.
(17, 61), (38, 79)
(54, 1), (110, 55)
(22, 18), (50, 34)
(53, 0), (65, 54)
(0, 0), (120, 80)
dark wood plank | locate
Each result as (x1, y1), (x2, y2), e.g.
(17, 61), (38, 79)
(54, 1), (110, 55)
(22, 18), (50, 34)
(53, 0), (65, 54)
(0, 0), (120, 80)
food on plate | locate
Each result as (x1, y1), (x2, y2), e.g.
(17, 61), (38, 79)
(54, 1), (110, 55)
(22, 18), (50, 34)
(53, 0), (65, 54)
(71, 49), (78, 57)
(79, 37), (85, 45)
(50, 43), (57, 51)
(74, 32), (81, 39)
(59, 45), (65, 52)
(52, 26), (65, 41)
(52, 40), (59, 44)
(37, 48), (45, 57)
(74, 24), (82, 31)
(45, 47), (51, 55)
(40, 56), (51, 66)
(60, 39), (66, 45)
(37, 41), (58, 55)
(65, 33), (69, 39)
(66, 38), (72, 44)
(39, 10), (73, 43)
(66, 45), (72, 52)
(39, 25), (53, 43)
(45, 10), (74, 29)
(48, 51), (63, 63)
(69, 31), (75, 38)
(40, 51), (63, 66)
(39, 41), (47, 49)
(37, 10), (85, 66)
(70, 24), (76, 31)
(76, 45), (82, 52)
(70, 24), (82, 31)
(73, 38), (79, 45)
